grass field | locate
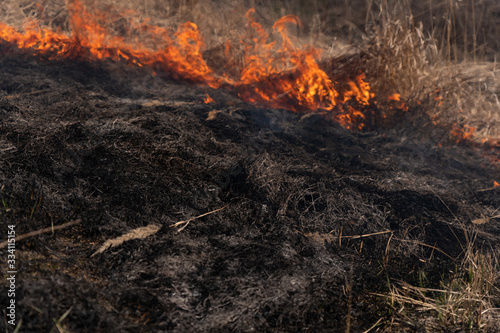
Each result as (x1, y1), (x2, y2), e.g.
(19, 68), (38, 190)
(1, 1), (499, 331)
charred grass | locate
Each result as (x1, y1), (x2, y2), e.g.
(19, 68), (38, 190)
(0, 0), (500, 332)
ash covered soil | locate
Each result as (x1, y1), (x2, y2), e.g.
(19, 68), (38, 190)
(0, 53), (499, 332)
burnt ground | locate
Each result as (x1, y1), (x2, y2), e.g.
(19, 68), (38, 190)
(0, 52), (499, 332)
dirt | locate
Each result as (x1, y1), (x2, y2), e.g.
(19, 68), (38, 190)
(0, 50), (499, 332)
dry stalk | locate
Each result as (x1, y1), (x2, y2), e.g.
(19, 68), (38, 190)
(84, 199), (228, 258)
(4, 89), (52, 99)
(345, 263), (353, 333)
(0, 219), (81, 249)
(477, 186), (500, 193)
(393, 237), (455, 261)
(302, 229), (393, 246)
(170, 204), (229, 232)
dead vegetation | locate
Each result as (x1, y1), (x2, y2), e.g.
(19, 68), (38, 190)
(362, 0), (500, 143)
(383, 235), (500, 331)
(0, 1), (499, 332)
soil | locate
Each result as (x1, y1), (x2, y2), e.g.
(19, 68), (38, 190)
(0, 50), (499, 332)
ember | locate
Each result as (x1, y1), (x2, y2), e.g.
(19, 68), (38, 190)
(203, 93), (215, 104)
(388, 93), (401, 101)
(451, 124), (476, 144)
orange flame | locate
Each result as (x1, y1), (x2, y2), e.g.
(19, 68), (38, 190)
(0, 2), (375, 129)
(451, 124), (476, 144)
(238, 11), (340, 109)
(494, 181), (500, 188)
(235, 9), (374, 128)
(0, 1), (218, 86)
(203, 93), (215, 104)
(388, 93), (401, 101)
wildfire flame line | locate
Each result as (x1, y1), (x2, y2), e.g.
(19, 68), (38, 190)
(0, 1), (499, 156)
(0, 1), (375, 129)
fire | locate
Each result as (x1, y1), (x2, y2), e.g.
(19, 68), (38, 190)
(494, 181), (500, 188)
(0, 1), (374, 129)
(385, 92), (409, 113)
(0, 1), (218, 86)
(1, 2), (497, 162)
(203, 93), (215, 104)
(388, 93), (401, 101)
(451, 124), (476, 144)
(234, 9), (375, 128)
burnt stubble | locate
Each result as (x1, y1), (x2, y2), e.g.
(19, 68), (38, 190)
(0, 51), (499, 332)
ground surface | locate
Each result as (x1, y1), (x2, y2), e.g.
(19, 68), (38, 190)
(0, 52), (499, 332)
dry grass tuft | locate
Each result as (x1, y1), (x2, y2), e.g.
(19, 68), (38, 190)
(382, 233), (500, 331)
(362, 0), (500, 142)
(428, 63), (500, 142)
(363, 0), (439, 101)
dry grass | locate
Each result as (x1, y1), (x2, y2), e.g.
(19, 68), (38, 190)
(382, 234), (500, 331)
(362, 3), (439, 102)
(91, 224), (161, 257)
(363, 0), (500, 142)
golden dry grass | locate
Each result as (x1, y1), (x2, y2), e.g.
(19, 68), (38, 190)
(382, 236), (500, 331)
(362, 0), (500, 142)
